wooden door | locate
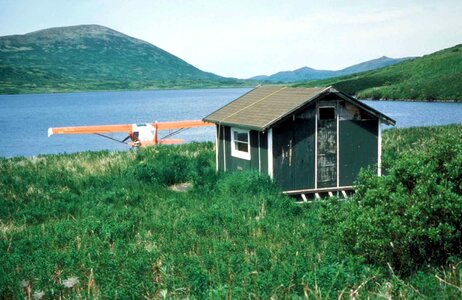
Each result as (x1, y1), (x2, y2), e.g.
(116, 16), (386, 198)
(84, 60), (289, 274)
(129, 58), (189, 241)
(317, 105), (337, 188)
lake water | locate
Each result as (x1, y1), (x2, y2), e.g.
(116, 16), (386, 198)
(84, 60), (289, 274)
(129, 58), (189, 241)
(1, 88), (461, 157)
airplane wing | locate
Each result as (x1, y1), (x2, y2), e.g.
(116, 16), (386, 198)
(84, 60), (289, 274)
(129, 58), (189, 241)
(156, 120), (211, 130)
(48, 124), (132, 137)
(48, 120), (212, 146)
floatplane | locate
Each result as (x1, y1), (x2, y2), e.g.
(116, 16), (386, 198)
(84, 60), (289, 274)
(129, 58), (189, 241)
(48, 120), (212, 147)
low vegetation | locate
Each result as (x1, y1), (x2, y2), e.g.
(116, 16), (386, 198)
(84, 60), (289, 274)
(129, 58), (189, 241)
(1, 125), (461, 298)
(294, 44), (462, 101)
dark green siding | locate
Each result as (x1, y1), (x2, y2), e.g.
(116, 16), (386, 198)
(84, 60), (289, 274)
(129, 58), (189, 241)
(339, 120), (378, 186)
(273, 108), (316, 191)
(273, 118), (294, 190)
(259, 131), (268, 175)
(293, 111), (316, 190)
(250, 131), (260, 170)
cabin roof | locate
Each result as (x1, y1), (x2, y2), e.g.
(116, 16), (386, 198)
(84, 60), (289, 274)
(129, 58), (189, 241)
(203, 86), (396, 130)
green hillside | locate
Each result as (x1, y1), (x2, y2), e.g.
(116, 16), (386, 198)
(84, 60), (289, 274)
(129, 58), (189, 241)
(294, 44), (462, 101)
(0, 25), (246, 94)
(1, 125), (461, 298)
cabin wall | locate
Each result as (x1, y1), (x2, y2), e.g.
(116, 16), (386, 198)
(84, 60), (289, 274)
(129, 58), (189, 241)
(272, 106), (316, 191)
(337, 98), (379, 187)
(216, 125), (268, 174)
(339, 119), (378, 186)
(271, 96), (379, 193)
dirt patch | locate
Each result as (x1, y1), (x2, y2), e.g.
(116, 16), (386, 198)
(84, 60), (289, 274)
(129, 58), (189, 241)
(169, 182), (193, 192)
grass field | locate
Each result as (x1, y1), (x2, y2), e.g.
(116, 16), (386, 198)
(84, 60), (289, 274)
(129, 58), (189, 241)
(1, 125), (461, 298)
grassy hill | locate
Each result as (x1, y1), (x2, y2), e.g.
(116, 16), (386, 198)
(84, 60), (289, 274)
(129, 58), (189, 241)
(294, 44), (462, 101)
(1, 125), (461, 298)
(0, 25), (247, 94)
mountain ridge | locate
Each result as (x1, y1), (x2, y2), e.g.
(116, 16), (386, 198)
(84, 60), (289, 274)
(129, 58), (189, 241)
(0, 24), (245, 94)
(249, 56), (414, 82)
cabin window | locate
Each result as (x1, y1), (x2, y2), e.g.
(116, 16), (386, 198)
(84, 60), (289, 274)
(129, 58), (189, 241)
(231, 128), (251, 160)
(319, 107), (336, 120)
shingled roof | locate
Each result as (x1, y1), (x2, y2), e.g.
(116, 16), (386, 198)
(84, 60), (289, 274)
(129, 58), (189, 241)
(203, 86), (395, 131)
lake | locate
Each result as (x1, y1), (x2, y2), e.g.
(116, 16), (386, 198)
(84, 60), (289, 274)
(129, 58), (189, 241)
(1, 88), (461, 157)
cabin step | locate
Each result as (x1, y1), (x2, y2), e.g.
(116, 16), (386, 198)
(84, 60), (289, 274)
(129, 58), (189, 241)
(294, 188), (353, 203)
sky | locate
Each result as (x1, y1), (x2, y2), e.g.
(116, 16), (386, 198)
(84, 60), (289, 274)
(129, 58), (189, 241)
(1, 0), (461, 78)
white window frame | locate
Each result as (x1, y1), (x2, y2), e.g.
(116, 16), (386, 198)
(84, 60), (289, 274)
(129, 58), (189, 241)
(231, 127), (251, 160)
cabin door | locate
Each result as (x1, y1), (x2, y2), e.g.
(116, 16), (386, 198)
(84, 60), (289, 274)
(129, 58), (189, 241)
(317, 103), (337, 188)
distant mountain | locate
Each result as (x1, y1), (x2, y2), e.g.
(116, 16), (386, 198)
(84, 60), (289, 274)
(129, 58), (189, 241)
(337, 56), (414, 75)
(249, 56), (414, 83)
(294, 44), (462, 101)
(250, 67), (334, 82)
(0, 25), (245, 94)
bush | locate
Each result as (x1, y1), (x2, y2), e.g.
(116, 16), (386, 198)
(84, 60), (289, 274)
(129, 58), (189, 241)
(321, 134), (462, 275)
(130, 145), (195, 186)
(191, 150), (218, 192)
(129, 142), (216, 188)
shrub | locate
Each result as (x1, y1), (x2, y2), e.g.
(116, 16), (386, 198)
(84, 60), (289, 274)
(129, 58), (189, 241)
(130, 146), (194, 186)
(191, 150), (218, 192)
(321, 134), (462, 275)
(129, 142), (216, 188)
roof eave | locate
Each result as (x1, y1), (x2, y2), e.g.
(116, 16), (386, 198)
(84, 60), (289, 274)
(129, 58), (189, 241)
(202, 118), (265, 131)
(202, 85), (261, 122)
(332, 90), (396, 126)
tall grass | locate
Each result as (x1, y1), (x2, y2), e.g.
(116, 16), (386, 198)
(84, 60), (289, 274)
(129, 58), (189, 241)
(1, 126), (461, 298)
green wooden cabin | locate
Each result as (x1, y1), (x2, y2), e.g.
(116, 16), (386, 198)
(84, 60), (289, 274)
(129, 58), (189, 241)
(203, 86), (395, 195)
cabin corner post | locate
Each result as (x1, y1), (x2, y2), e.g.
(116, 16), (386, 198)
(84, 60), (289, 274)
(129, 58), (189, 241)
(378, 119), (382, 176)
(258, 133), (261, 173)
(223, 127), (227, 172)
(314, 101), (318, 190)
(336, 100), (340, 188)
(268, 128), (273, 178)
(215, 124), (219, 172)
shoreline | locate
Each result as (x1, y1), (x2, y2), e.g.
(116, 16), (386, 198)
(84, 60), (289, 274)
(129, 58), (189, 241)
(359, 97), (462, 103)
(0, 84), (256, 97)
(2, 87), (461, 103)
